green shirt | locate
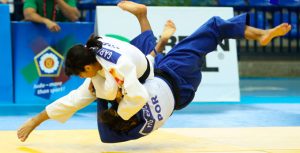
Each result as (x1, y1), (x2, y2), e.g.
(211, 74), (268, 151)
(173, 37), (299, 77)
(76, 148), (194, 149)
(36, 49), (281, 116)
(23, 0), (77, 22)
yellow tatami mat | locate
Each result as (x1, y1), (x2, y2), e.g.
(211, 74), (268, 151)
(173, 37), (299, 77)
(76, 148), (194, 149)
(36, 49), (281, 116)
(1, 127), (300, 153)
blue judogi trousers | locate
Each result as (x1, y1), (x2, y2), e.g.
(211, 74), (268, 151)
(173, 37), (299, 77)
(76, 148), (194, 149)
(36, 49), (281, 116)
(132, 13), (249, 110)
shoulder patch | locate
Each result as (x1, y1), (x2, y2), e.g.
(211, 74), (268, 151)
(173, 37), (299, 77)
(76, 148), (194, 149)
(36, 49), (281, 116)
(96, 48), (121, 64)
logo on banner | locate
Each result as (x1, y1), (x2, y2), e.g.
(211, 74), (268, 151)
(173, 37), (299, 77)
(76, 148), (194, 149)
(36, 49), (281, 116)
(20, 35), (86, 101)
(34, 47), (64, 77)
(32, 46), (65, 99)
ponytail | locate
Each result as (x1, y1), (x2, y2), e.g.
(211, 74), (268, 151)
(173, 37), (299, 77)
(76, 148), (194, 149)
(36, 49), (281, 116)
(86, 34), (103, 53)
(64, 34), (103, 76)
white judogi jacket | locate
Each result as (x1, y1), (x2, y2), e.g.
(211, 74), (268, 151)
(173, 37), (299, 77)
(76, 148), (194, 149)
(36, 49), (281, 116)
(46, 36), (154, 122)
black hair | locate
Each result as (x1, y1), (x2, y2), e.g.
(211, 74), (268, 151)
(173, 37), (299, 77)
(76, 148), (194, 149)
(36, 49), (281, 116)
(99, 102), (139, 133)
(64, 34), (103, 76)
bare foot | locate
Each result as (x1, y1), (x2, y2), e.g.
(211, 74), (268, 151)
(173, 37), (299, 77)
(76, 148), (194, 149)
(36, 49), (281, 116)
(117, 0), (147, 18)
(259, 23), (292, 46)
(161, 20), (176, 41)
(17, 118), (39, 142)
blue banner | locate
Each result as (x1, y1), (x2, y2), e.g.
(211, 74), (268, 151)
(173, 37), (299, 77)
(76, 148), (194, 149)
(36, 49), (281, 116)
(270, 0), (278, 4)
(0, 4), (13, 104)
(13, 22), (94, 104)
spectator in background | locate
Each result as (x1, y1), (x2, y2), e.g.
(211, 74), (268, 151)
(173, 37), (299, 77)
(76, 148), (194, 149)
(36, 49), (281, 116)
(152, 0), (217, 6)
(1, 0), (8, 3)
(23, 0), (80, 32)
(191, 0), (217, 6)
(11, 0), (25, 21)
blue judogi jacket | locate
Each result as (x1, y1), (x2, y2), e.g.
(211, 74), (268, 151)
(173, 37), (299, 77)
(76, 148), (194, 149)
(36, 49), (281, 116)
(97, 13), (248, 143)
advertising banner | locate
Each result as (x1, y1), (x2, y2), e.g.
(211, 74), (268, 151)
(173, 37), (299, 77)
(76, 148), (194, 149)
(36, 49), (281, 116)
(13, 22), (94, 104)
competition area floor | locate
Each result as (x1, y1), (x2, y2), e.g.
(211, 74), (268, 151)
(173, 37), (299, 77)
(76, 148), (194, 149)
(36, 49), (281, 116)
(1, 128), (300, 153)
(0, 78), (300, 153)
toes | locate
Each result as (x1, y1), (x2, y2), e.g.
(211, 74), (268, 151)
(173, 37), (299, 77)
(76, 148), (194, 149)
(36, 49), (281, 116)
(117, 1), (125, 8)
(166, 21), (172, 26)
(288, 25), (292, 31)
(281, 23), (289, 27)
(283, 25), (292, 34)
(165, 20), (175, 27)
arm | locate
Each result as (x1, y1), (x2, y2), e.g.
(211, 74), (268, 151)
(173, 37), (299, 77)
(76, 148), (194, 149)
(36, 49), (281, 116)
(17, 79), (96, 142)
(17, 110), (49, 142)
(113, 58), (149, 121)
(56, 0), (80, 21)
(23, 8), (61, 32)
(45, 79), (97, 123)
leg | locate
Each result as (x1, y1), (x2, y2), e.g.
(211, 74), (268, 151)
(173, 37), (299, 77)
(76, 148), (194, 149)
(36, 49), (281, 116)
(130, 19), (176, 57)
(119, 0), (155, 55)
(155, 20), (176, 54)
(163, 13), (250, 57)
(118, 1), (175, 57)
(155, 14), (252, 109)
(155, 14), (292, 110)
(245, 24), (291, 46)
(118, 0), (151, 33)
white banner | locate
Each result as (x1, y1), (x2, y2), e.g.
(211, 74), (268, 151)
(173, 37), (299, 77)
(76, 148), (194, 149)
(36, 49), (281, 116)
(95, 6), (240, 102)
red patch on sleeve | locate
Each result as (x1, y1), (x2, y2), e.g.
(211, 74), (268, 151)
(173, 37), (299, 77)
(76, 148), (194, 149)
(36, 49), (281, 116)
(109, 69), (124, 85)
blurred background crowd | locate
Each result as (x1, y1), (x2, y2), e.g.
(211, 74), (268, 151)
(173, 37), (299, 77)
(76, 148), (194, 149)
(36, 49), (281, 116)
(1, 0), (300, 77)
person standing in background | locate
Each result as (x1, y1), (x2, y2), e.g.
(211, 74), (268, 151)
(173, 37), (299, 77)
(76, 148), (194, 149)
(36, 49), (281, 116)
(1, 0), (8, 3)
(23, 0), (80, 32)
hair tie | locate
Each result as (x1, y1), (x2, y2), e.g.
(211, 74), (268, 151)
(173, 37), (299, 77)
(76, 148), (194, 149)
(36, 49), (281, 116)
(89, 47), (99, 53)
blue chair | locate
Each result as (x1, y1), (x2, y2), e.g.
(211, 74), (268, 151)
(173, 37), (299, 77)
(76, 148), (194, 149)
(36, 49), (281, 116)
(248, 0), (271, 30)
(275, 0), (300, 37)
(96, 0), (147, 5)
(270, 0), (279, 5)
(248, 0), (271, 6)
(249, 12), (269, 29)
(192, 0), (217, 6)
(96, 0), (120, 5)
(278, 0), (300, 6)
(85, 10), (95, 22)
(79, 0), (95, 4)
(136, 0), (152, 5)
(274, 12), (298, 37)
(218, 0), (246, 6)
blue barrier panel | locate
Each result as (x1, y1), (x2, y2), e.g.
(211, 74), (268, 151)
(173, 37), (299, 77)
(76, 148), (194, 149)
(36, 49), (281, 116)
(12, 22), (94, 104)
(218, 0), (246, 6)
(0, 4), (13, 104)
(249, 0), (272, 6)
